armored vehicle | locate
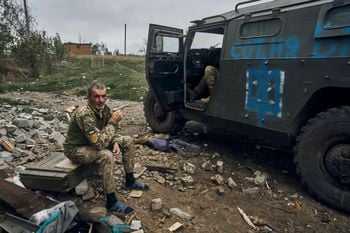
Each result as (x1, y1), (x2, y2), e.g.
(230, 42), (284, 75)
(144, 0), (350, 212)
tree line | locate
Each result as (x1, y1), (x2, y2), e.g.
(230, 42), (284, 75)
(0, 0), (65, 79)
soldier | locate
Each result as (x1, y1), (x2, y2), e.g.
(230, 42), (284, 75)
(189, 46), (219, 104)
(63, 80), (149, 215)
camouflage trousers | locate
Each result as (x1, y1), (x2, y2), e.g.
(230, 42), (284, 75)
(191, 65), (219, 100)
(66, 135), (135, 194)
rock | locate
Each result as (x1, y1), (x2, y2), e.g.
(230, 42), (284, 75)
(13, 118), (33, 129)
(151, 198), (162, 210)
(13, 148), (30, 158)
(254, 171), (268, 185)
(169, 208), (193, 221)
(130, 220), (142, 230)
(33, 119), (51, 129)
(156, 176), (166, 185)
(15, 134), (27, 143)
(0, 151), (13, 162)
(75, 179), (89, 195)
(0, 162), (9, 178)
(31, 110), (40, 116)
(6, 125), (17, 133)
(82, 187), (95, 201)
(12, 129), (24, 137)
(134, 163), (147, 178)
(211, 174), (224, 185)
(243, 187), (260, 195)
(201, 161), (213, 171)
(216, 160), (224, 174)
(169, 222), (183, 232)
(107, 214), (123, 226)
(217, 186), (225, 195)
(129, 190), (143, 198)
(18, 113), (32, 120)
(57, 122), (68, 133)
(183, 162), (196, 174)
(0, 128), (7, 137)
(0, 151), (12, 158)
(26, 138), (36, 146)
(49, 131), (65, 145)
(38, 108), (49, 114)
(0, 112), (14, 122)
(181, 176), (195, 187)
(227, 177), (237, 188)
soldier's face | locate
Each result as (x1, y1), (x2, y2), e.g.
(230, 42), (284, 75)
(89, 87), (107, 110)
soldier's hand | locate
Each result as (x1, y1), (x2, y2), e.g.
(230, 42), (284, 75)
(110, 110), (123, 124)
(112, 143), (121, 155)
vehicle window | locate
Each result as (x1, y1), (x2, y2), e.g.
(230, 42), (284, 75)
(323, 4), (350, 29)
(190, 32), (223, 49)
(154, 35), (179, 53)
(240, 18), (281, 38)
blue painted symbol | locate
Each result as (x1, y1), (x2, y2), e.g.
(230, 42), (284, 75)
(245, 64), (284, 125)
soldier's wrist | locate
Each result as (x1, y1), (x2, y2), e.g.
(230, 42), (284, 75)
(108, 119), (118, 127)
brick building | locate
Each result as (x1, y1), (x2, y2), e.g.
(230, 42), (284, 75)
(64, 42), (92, 56)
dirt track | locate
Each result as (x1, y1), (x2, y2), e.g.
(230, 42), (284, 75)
(1, 91), (350, 233)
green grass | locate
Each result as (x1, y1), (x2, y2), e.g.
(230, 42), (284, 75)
(0, 55), (148, 101)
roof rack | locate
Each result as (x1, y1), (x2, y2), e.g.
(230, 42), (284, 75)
(235, 0), (266, 12)
(202, 15), (227, 22)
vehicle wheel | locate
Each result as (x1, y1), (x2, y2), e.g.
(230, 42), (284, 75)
(143, 91), (184, 134)
(294, 107), (350, 212)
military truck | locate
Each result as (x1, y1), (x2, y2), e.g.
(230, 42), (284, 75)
(144, 0), (350, 212)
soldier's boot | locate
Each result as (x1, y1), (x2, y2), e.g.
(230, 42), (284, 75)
(106, 192), (134, 215)
(125, 172), (149, 191)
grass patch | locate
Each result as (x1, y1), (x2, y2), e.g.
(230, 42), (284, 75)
(0, 55), (148, 101)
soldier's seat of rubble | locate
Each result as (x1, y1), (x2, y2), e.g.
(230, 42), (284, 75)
(19, 152), (94, 192)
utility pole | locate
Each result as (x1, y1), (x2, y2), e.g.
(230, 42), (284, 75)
(23, 0), (30, 35)
(124, 23), (127, 55)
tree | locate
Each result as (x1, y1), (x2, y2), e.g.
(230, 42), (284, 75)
(0, 0), (65, 78)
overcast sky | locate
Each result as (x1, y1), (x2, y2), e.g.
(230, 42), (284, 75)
(29, 0), (252, 54)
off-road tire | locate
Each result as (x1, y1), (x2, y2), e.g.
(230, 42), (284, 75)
(294, 106), (350, 212)
(143, 91), (184, 134)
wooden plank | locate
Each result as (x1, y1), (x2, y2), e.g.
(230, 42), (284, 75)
(55, 158), (78, 170)
(38, 153), (64, 168)
(34, 153), (57, 167)
(0, 180), (56, 218)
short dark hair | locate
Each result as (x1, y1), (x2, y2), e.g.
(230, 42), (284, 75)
(87, 80), (106, 97)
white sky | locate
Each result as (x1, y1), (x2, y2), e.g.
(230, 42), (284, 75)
(29, 0), (269, 54)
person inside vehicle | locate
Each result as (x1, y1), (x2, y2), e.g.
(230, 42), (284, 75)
(63, 80), (149, 215)
(188, 46), (220, 104)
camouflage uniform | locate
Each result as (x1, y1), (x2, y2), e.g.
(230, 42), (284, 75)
(191, 65), (219, 100)
(63, 104), (135, 194)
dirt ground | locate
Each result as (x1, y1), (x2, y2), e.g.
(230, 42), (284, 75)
(1, 91), (350, 233)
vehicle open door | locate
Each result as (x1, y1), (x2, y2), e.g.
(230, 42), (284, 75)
(146, 24), (184, 111)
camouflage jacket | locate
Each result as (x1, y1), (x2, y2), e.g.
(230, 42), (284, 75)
(63, 103), (119, 153)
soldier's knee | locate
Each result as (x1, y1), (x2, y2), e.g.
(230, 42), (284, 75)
(100, 149), (114, 162)
(205, 65), (216, 76)
(123, 136), (134, 148)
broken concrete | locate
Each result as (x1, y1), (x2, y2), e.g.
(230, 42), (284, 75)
(75, 179), (89, 196)
(151, 198), (162, 210)
(169, 208), (193, 221)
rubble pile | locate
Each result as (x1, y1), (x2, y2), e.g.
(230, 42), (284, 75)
(0, 102), (68, 177)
